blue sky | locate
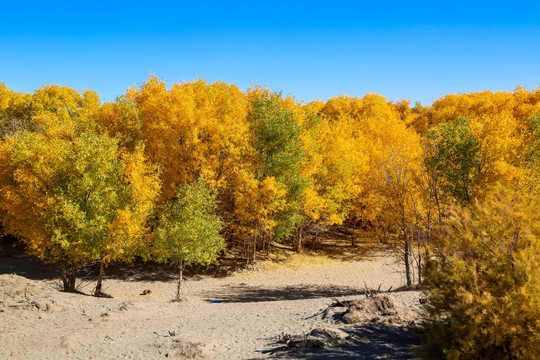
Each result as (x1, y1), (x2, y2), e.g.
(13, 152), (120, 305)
(1, 1), (539, 105)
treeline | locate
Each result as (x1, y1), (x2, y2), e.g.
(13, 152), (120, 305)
(1, 79), (539, 357)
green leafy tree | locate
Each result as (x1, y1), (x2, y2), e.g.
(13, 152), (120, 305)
(419, 184), (540, 359)
(153, 180), (225, 301)
(0, 130), (160, 293)
(247, 93), (306, 243)
(427, 117), (481, 206)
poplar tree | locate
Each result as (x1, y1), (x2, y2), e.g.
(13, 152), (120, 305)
(153, 180), (225, 301)
(428, 117), (481, 206)
(0, 130), (160, 292)
(247, 93), (306, 242)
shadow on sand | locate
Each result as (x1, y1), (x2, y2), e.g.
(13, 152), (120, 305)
(200, 284), (368, 303)
(0, 238), (244, 283)
(0, 239), (60, 280)
(260, 323), (420, 359)
(0, 231), (394, 290)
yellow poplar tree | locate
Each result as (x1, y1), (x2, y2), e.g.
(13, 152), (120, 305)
(0, 129), (160, 293)
(0, 83), (33, 138)
(121, 77), (251, 203)
(301, 104), (366, 228)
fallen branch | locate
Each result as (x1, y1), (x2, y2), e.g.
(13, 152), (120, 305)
(270, 242), (293, 250)
(304, 297), (354, 320)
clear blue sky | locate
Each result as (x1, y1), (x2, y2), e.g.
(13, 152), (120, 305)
(1, 1), (539, 105)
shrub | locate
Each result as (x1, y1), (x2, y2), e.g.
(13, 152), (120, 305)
(419, 184), (540, 359)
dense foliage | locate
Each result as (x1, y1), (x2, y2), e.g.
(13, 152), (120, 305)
(1, 79), (539, 356)
(419, 185), (539, 359)
(154, 180), (225, 301)
(248, 93), (306, 241)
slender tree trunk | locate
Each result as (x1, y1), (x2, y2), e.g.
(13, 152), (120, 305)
(418, 252), (422, 284)
(294, 229), (302, 252)
(94, 260), (105, 296)
(417, 232), (423, 285)
(244, 238), (249, 264)
(175, 258), (184, 301)
(311, 231), (318, 249)
(62, 263), (77, 292)
(404, 237), (412, 287)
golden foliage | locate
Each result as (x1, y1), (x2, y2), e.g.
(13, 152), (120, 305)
(123, 77), (251, 201)
(0, 128), (160, 267)
(421, 185), (540, 359)
(1, 80), (540, 342)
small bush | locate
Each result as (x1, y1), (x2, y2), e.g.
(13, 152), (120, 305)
(419, 185), (540, 359)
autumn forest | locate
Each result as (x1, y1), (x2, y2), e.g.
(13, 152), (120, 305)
(1, 78), (539, 358)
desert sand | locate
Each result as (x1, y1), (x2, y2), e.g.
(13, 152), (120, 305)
(0, 245), (424, 359)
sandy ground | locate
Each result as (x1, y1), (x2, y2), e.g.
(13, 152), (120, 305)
(0, 247), (424, 359)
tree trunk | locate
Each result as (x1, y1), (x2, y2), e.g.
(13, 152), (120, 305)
(62, 263), (77, 292)
(417, 232), (423, 285)
(404, 237), (412, 287)
(94, 260), (105, 296)
(175, 258), (184, 302)
(311, 231), (318, 249)
(244, 238), (249, 264)
(417, 252), (422, 285)
(294, 229), (302, 252)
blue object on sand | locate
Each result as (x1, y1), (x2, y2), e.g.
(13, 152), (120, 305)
(210, 300), (221, 303)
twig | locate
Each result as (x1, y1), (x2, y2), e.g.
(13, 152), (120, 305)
(332, 297), (348, 307)
(363, 281), (373, 298)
